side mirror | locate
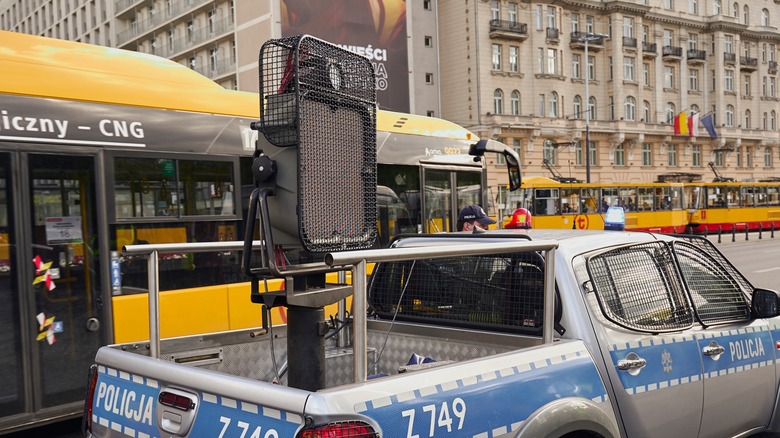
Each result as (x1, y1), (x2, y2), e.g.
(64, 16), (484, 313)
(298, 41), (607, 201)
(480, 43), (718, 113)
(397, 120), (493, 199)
(469, 139), (522, 191)
(752, 288), (780, 318)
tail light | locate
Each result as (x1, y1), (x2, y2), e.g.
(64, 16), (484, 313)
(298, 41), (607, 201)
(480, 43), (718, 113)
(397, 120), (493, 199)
(298, 421), (378, 438)
(82, 364), (99, 434)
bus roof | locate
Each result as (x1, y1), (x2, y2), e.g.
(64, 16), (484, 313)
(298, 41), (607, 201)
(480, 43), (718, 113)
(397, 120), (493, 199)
(0, 30), (258, 117)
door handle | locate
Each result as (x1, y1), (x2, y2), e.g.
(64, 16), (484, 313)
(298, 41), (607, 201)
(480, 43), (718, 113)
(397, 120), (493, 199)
(702, 341), (725, 357)
(617, 352), (647, 372)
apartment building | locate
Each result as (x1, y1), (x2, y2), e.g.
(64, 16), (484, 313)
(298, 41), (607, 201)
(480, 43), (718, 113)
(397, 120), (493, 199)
(0, 0), (440, 114)
(439, 0), (780, 206)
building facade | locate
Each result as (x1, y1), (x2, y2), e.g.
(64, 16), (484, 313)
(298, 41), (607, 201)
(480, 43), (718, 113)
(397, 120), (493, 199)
(439, 0), (780, 211)
(0, 0), (440, 114)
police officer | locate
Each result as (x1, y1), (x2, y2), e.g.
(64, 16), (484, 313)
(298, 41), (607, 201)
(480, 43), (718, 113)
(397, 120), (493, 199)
(457, 205), (496, 231)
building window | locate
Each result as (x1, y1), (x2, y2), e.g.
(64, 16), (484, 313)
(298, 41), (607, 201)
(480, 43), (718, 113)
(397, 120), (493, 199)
(538, 94), (546, 117)
(574, 95), (582, 118)
(689, 0), (698, 14)
(726, 104), (735, 126)
(589, 141), (598, 166)
(765, 147), (773, 167)
(643, 100), (651, 122)
(549, 92), (558, 117)
(624, 57), (635, 81)
(725, 69), (734, 91)
(535, 5), (543, 30)
(762, 8), (770, 26)
(665, 102), (676, 124)
(426, 110), (435, 117)
(572, 54), (581, 79)
(510, 90), (520, 115)
(744, 110), (751, 129)
(643, 63), (651, 86)
(492, 44), (502, 70)
(746, 146), (753, 167)
(772, 110), (777, 130)
(608, 56), (613, 80)
(664, 66), (675, 89)
(425, 73), (434, 84)
(546, 6), (557, 29)
(743, 5), (749, 25)
(736, 146), (743, 167)
(208, 10), (217, 33)
(547, 48), (558, 74)
(571, 13), (579, 33)
(509, 46), (519, 73)
(692, 145), (701, 167)
(491, 0), (500, 20)
(642, 143), (652, 166)
(209, 48), (219, 70)
(543, 140), (557, 165)
(744, 75), (751, 96)
(667, 144), (678, 166)
(493, 89), (504, 114)
(508, 2), (517, 23)
(424, 35), (433, 47)
(764, 112), (769, 130)
(625, 96), (636, 121)
(588, 97), (596, 120)
(689, 69), (699, 91)
(664, 0), (674, 10)
(714, 0), (721, 15)
(615, 144), (625, 166)
(587, 56), (595, 81)
(423, 0), (432, 11)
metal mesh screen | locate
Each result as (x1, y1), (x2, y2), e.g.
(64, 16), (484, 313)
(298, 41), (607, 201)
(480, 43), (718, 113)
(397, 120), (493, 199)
(258, 35), (377, 252)
(674, 236), (754, 297)
(672, 241), (750, 325)
(586, 242), (694, 332)
(368, 252), (546, 334)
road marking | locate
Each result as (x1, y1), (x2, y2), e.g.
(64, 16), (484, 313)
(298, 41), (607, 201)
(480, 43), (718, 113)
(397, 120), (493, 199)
(754, 267), (780, 273)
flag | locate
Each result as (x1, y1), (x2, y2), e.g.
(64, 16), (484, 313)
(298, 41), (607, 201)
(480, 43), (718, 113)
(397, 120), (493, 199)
(674, 111), (689, 135)
(700, 112), (718, 139)
(688, 112), (700, 137)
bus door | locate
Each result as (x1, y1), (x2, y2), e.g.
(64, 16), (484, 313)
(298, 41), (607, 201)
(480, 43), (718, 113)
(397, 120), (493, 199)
(421, 165), (483, 233)
(0, 152), (103, 424)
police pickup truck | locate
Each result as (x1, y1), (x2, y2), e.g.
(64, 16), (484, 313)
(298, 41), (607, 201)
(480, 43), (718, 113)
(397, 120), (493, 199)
(84, 229), (780, 438)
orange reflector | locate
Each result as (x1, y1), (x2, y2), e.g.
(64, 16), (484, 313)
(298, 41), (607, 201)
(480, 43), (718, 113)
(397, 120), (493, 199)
(299, 422), (376, 438)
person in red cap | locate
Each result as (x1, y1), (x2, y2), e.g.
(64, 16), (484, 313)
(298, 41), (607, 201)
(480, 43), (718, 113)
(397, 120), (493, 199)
(457, 205), (496, 231)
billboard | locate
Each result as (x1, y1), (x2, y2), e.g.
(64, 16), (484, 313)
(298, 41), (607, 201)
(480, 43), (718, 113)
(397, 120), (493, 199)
(281, 0), (409, 113)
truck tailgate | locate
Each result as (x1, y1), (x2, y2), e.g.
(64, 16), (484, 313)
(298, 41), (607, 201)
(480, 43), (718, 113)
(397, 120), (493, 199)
(89, 347), (308, 437)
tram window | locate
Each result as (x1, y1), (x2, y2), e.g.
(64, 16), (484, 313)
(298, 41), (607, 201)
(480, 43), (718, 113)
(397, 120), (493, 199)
(378, 165), (421, 234)
(726, 187), (739, 207)
(601, 188), (619, 212)
(706, 186), (727, 208)
(767, 187), (780, 206)
(113, 157), (236, 219)
(618, 187), (637, 211)
(638, 187), (654, 211)
(740, 186), (756, 208)
(684, 186), (701, 209)
(669, 187), (682, 209)
(112, 221), (241, 293)
(580, 188), (598, 213)
(560, 188), (579, 214)
(533, 188), (560, 215)
(654, 187), (671, 211)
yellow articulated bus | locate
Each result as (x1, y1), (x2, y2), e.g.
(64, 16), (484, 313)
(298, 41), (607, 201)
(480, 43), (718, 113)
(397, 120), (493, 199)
(509, 177), (689, 233)
(0, 31), (491, 432)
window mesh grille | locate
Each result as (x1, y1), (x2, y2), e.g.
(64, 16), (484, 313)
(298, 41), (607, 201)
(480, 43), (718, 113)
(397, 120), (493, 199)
(587, 242), (694, 332)
(673, 241), (750, 325)
(368, 253), (546, 334)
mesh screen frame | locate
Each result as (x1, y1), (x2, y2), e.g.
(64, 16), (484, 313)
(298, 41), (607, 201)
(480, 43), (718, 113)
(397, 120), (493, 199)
(672, 241), (751, 326)
(258, 35), (378, 253)
(586, 242), (695, 333)
(368, 252), (547, 335)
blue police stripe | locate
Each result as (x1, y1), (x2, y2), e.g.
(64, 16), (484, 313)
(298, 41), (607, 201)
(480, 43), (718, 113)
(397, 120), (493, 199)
(191, 394), (302, 437)
(700, 329), (773, 377)
(359, 355), (607, 437)
(92, 369), (159, 438)
(609, 339), (701, 394)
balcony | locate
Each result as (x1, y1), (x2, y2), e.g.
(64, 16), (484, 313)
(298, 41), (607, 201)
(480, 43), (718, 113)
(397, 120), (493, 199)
(569, 32), (605, 51)
(489, 19), (528, 41)
(195, 56), (236, 80)
(622, 36), (637, 49)
(740, 56), (758, 71)
(642, 42), (657, 57)
(770, 61), (778, 74)
(546, 27), (559, 43)
(687, 49), (706, 63)
(116, 0), (215, 46)
(150, 17), (235, 58)
(724, 52), (736, 65)
(662, 45), (683, 60)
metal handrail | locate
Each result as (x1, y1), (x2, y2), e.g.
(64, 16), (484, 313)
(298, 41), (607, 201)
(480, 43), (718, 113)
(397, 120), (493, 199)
(326, 239), (559, 383)
(123, 240), (261, 358)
